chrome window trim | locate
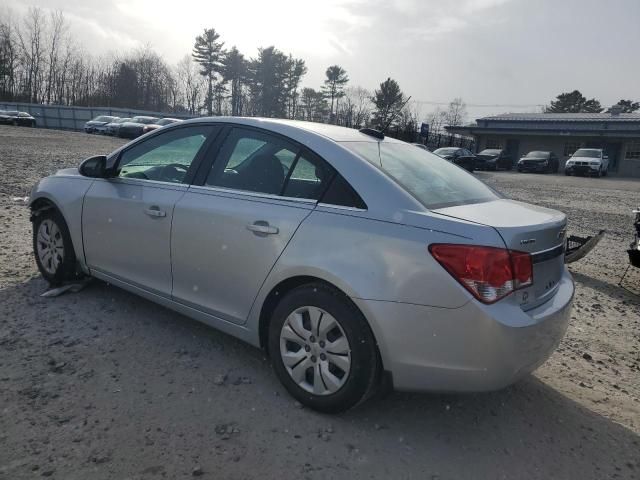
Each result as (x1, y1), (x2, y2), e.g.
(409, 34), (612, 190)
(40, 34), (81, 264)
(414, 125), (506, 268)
(316, 203), (368, 212)
(188, 184), (318, 206)
(95, 177), (188, 191)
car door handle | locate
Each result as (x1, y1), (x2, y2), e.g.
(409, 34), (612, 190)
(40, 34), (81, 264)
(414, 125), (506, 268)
(144, 206), (166, 218)
(247, 221), (279, 235)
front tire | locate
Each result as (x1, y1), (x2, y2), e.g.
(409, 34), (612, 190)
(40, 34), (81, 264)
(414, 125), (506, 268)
(33, 209), (79, 286)
(268, 283), (380, 413)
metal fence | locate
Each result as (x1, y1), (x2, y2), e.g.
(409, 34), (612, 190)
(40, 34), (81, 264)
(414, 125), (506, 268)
(0, 102), (194, 131)
(385, 126), (475, 152)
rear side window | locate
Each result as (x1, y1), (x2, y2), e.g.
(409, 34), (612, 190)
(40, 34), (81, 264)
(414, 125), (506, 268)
(343, 141), (499, 209)
(321, 174), (367, 209)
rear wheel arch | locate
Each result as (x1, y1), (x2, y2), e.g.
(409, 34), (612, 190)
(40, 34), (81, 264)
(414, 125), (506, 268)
(258, 275), (379, 356)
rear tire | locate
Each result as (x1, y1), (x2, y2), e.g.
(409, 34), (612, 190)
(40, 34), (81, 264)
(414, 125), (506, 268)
(268, 283), (380, 413)
(33, 209), (79, 286)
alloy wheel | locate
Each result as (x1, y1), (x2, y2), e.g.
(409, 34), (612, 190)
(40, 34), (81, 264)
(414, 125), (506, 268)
(279, 306), (351, 395)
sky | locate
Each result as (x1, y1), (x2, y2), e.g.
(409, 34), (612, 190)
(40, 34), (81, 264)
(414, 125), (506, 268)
(2, 0), (639, 121)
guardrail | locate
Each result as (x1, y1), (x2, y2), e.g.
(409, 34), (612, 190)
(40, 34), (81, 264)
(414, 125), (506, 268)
(0, 102), (195, 131)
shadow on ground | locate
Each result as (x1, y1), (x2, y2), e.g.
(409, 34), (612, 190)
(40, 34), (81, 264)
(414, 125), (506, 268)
(0, 278), (638, 479)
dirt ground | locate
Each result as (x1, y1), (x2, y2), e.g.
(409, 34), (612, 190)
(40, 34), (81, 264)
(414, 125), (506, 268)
(1, 125), (639, 480)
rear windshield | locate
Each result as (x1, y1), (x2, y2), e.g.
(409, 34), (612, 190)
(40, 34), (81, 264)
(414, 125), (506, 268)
(343, 142), (499, 209)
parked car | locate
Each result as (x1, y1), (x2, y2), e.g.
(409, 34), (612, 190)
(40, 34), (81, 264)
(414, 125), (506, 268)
(84, 116), (119, 134)
(0, 110), (36, 127)
(517, 151), (559, 173)
(433, 147), (476, 172)
(475, 149), (512, 170)
(104, 117), (131, 136)
(564, 148), (609, 177)
(142, 117), (182, 134)
(118, 116), (160, 138)
(29, 118), (574, 413)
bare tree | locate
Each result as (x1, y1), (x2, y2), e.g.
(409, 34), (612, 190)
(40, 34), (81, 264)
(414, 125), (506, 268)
(15, 7), (46, 102)
(177, 55), (204, 114)
(337, 86), (371, 128)
(44, 10), (67, 103)
(444, 97), (467, 127)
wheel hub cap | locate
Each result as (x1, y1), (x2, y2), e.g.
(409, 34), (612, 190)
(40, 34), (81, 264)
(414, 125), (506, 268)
(279, 306), (351, 396)
(36, 219), (64, 275)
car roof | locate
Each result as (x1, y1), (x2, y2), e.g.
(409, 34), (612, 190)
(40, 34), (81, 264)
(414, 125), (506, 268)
(184, 117), (404, 143)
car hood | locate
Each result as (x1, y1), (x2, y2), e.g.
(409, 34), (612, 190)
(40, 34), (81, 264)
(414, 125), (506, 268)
(86, 120), (107, 125)
(476, 154), (498, 160)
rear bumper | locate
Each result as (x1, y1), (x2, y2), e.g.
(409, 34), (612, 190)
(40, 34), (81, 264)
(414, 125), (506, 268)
(354, 268), (574, 392)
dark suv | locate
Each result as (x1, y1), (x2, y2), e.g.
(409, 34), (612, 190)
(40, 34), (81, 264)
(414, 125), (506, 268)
(517, 151), (559, 173)
(475, 149), (512, 170)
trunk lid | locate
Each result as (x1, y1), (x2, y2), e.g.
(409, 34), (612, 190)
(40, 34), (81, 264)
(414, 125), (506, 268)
(434, 199), (567, 310)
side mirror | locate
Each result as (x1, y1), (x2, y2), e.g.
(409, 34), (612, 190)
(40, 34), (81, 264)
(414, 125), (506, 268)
(79, 155), (109, 178)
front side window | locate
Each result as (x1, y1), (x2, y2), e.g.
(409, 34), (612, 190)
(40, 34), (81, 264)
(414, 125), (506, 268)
(343, 141), (499, 209)
(117, 126), (212, 183)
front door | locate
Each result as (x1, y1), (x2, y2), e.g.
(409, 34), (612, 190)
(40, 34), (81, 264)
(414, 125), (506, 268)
(82, 125), (216, 296)
(171, 127), (333, 324)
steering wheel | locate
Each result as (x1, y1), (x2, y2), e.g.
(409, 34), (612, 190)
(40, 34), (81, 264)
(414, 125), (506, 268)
(160, 163), (189, 182)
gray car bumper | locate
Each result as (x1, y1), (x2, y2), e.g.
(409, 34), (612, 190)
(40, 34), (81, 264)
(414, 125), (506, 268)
(354, 268), (574, 392)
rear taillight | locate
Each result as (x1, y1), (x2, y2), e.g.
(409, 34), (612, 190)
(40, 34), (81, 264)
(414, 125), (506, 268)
(429, 244), (533, 304)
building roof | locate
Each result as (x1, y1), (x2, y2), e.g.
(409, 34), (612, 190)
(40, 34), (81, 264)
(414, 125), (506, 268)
(477, 112), (640, 123)
(446, 111), (640, 138)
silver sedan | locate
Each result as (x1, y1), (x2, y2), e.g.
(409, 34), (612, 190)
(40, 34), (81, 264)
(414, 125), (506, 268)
(29, 118), (574, 412)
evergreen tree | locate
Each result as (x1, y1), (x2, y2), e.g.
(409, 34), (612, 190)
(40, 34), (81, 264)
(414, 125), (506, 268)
(545, 90), (603, 113)
(192, 28), (225, 115)
(371, 78), (406, 130)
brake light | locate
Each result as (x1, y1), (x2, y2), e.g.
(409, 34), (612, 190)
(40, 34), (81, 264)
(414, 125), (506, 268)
(429, 244), (533, 304)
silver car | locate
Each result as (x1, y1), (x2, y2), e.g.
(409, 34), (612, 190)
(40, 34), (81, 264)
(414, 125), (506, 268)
(29, 118), (574, 412)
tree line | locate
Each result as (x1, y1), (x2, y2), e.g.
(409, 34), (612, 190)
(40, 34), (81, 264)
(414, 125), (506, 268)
(545, 90), (639, 113)
(0, 7), (475, 140)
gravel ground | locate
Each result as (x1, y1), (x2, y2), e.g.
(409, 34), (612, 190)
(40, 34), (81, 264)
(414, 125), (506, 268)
(1, 125), (639, 479)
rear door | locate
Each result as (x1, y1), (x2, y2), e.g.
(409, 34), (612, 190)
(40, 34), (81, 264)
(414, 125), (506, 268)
(171, 126), (334, 325)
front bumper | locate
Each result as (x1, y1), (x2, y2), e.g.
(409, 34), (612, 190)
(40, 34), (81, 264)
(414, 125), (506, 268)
(565, 165), (599, 175)
(518, 162), (548, 172)
(354, 268), (574, 392)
